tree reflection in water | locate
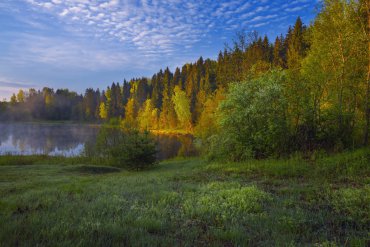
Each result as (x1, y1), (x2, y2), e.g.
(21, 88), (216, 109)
(0, 123), (197, 160)
(155, 134), (198, 160)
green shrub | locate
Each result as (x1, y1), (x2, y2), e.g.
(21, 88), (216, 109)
(86, 122), (157, 170)
(206, 70), (290, 161)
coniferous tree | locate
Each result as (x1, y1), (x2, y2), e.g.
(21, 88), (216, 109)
(287, 17), (307, 70)
(273, 36), (284, 68)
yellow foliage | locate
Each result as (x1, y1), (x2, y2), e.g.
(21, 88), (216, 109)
(99, 102), (108, 119)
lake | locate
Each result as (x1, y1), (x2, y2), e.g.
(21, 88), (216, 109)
(0, 123), (197, 160)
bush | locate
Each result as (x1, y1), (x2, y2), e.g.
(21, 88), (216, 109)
(86, 121), (157, 170)
(206, 70), (290, 161)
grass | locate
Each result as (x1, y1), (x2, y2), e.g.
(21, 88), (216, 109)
(0, 155), (91, 166)
(0, 149), (369, 246)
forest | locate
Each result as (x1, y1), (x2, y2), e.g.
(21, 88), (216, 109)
(1, 0), (368, 161)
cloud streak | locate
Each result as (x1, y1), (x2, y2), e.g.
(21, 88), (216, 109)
(0, 79), (39, 100)
(0, 81), (37, 88)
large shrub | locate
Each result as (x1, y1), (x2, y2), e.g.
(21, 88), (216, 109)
(207, 70), (290, 161)
(86, 121), (157, 169)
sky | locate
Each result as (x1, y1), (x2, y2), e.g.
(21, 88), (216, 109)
(0, 0), (319, 100)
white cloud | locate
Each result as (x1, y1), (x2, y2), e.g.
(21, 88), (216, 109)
(42, 2), (53, 9)
(60, 9), (69, 16)
(19, 0), (314, 68)
(2, 33), (159, 71)
(24, 0), (248, 58)
(99, 0), (119, 9)
(0, 0), (317, 96)
(285, 5), (308, 12)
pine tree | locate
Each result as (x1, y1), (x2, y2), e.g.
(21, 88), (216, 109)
(262, 35), (272, 63)
(173, 67), (181, 87)
(287, 17), (306, 70)
(83, 88), (97, 120)
(273, 36), (284, 68)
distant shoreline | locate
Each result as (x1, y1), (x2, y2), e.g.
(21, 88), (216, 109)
(0, 120), (101, 126)
(0, 121), (193, 135)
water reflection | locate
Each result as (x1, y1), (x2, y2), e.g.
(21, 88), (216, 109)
(0, 123), (99, 156)
(0, 123), (197, 160)
(155, 134), (198, 160)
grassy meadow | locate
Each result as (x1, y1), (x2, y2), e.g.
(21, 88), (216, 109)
(0, 149), (369, 246)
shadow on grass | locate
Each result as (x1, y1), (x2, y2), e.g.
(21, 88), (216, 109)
(66, 165), (121, 175)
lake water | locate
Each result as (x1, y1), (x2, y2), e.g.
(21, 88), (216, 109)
(0, 123), (197, 160)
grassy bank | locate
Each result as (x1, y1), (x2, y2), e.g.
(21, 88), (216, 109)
(0, 149), (369, 246)
(0, 155), (91, 166)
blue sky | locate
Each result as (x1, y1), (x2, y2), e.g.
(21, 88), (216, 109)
(0, 0), (319, 100)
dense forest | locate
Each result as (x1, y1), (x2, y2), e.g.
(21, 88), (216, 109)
(1, 0), (368, 158)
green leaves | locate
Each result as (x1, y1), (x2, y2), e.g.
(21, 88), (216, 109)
(207, 70), (289, 161)
(172, 86), (192, 130)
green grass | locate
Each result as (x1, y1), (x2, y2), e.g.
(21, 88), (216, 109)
(0, 155), (92, 166)
(0, 149), (369, 246)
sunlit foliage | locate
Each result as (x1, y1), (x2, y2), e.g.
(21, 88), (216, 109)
(0, 0), (368, 157)
(207, 71), (289, 160)
(172, 86), (192, 130)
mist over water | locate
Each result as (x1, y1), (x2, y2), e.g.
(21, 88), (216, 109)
(0, 123), (197, 160)
(0, 123), (99, 156)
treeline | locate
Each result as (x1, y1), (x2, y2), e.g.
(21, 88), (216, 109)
(0, 88), (85, 121)
(205, 0), (369, 159)
(1, 0), (368, 157)
(0, 17), (308, 124)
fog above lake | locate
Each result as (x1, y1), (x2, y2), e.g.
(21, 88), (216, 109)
(0, 123), (197, 160)
(0, 123), (99, 156)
